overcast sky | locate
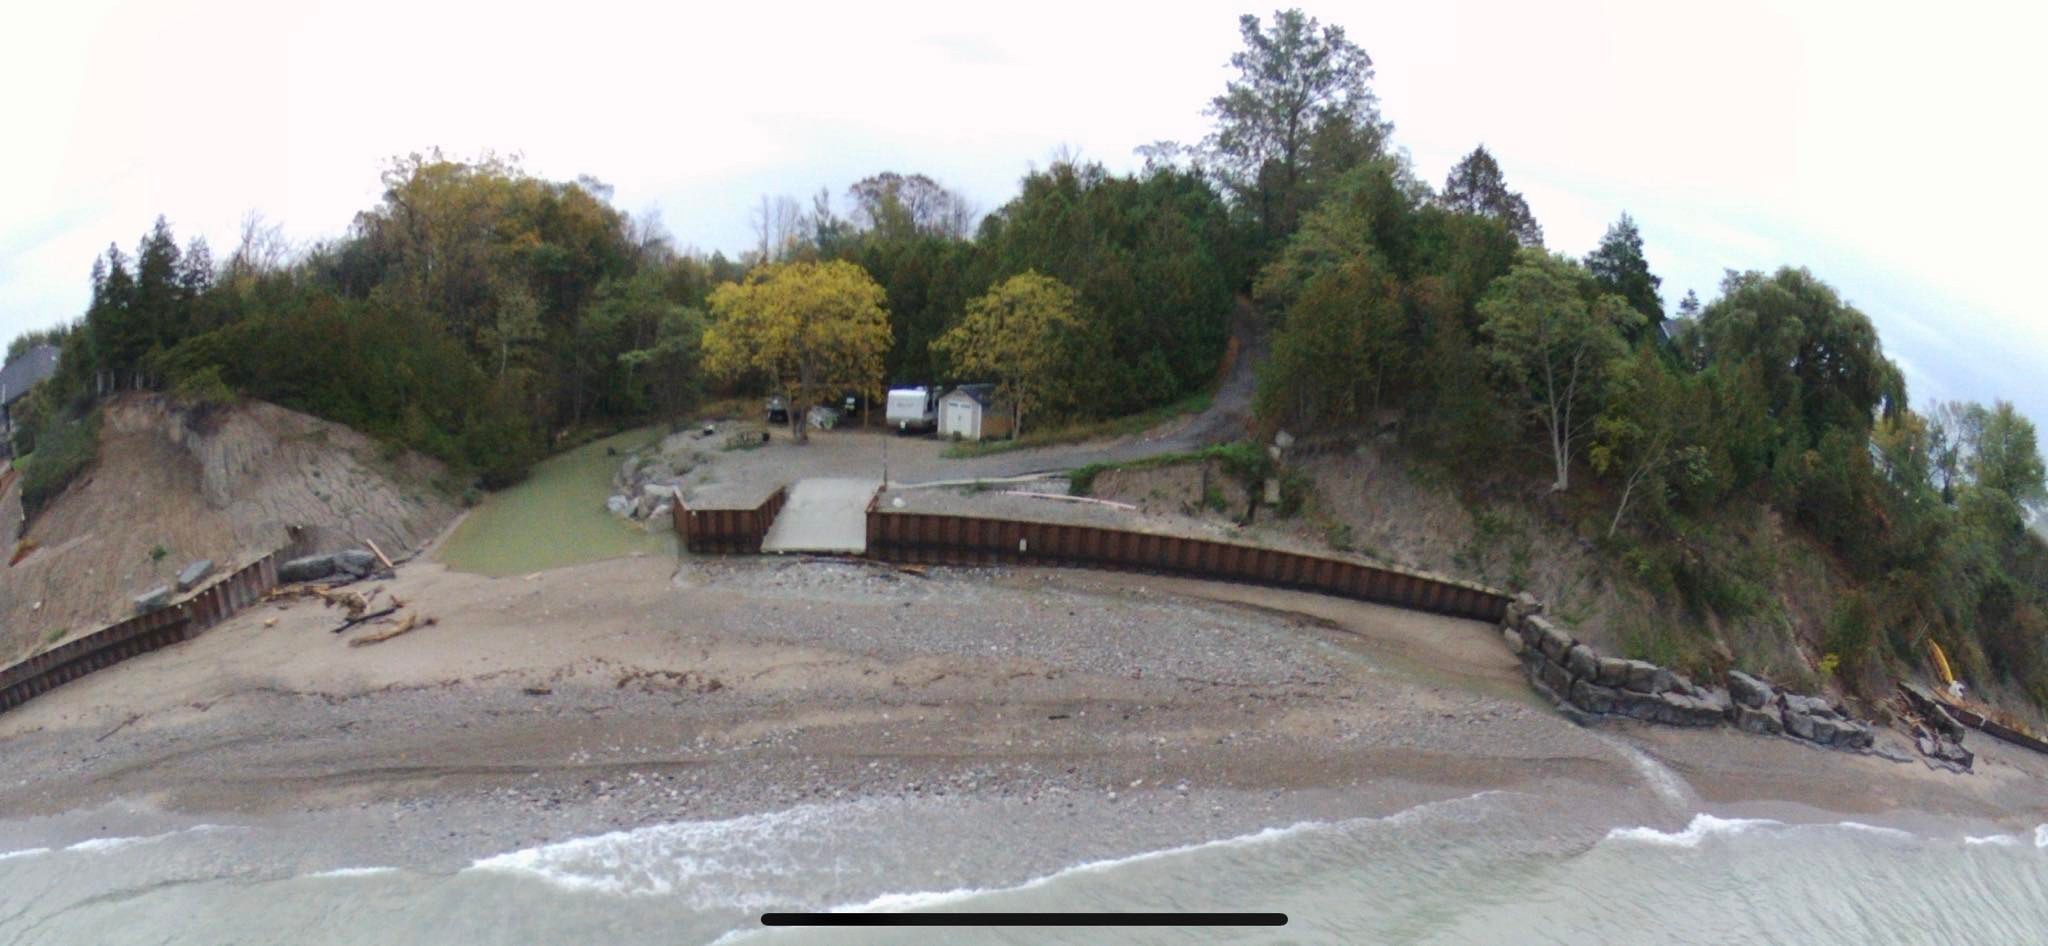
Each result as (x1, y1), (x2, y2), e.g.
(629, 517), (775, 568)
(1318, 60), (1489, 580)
(3, 0), (2043, 421)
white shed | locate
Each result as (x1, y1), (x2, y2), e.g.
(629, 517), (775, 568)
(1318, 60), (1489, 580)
(936, 384), (1012, 442)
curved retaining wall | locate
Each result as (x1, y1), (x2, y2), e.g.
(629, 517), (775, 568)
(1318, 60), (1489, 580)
(0, 549), (282, 715)
(863, 509), (1511, 624)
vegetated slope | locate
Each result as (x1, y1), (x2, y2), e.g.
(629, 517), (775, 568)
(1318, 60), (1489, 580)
(1087, 442), (1871, 706)
(0, 394), (459, 660)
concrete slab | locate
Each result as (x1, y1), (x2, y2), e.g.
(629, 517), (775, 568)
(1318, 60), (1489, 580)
(761, 478), (881, 554)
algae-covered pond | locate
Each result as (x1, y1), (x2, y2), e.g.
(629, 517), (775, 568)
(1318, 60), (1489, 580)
(435, 427), (677, 577)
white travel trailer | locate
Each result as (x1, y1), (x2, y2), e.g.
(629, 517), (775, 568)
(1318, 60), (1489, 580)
(885, 386), (940, 433)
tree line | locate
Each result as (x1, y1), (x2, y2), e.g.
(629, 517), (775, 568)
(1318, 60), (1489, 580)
(8, 8), (2045, 707)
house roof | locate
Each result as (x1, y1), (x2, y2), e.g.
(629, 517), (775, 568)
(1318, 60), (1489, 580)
(944, 383), (998, 407)
(0, 345), (59, 407)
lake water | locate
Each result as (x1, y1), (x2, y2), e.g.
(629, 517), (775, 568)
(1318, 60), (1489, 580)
(3, 792), (2041, 945)
(435, 427), (675, 577)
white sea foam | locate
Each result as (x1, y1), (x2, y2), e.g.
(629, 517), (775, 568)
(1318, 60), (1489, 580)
(308, 866), (398, 879)
(1597, 735), (1691, 808)
(706, 791), (1506, 945)
(0, 846), (52, 862)
(466, 801), (879, 903)
(1829, 822), (1915, 841)
(1606, 814), (1782, 848)
(58, 824), (232, 855)
(1965, 834), (2020, 848)
(2037, 824), (2048, 849)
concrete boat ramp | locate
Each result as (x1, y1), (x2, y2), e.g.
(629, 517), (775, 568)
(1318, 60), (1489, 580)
(760, 478), (881, 554)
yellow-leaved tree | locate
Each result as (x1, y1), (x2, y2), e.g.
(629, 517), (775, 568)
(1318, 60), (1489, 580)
(702, 260), (892, 443)
(930, 271), (1100, 437)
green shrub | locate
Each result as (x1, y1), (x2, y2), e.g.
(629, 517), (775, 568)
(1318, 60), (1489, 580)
(17, 410), (99, 514)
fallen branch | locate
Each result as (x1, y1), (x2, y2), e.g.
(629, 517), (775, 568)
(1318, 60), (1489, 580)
(331, 605), (398, 634)
(361, 537), (396, 573)
(349, 613), (436, 647)
(1002, 490), (1138, 510)
(96, 713), (141, 743)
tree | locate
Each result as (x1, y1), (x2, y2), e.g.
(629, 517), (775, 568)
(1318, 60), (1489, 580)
(1692, 267), (1904, 447)
(1477, 251), (1639, 491)
(1927, 400), (1982, 503)
(701, 260), (892, 443)
(846, 172), (977, 239)
(1675, 289), (1701, 320)
(1591, 347), (1699, 535)
(1255, 252), (1406, 426)
(1967, 401), (2047, 510)
(1585, 213), (1662, 329)
(930, 272), (1101, 436)
(1441, 146), (1543, 247)
(1206, 8), (1389, 248)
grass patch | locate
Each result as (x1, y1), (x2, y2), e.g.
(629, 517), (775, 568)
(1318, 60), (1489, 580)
(42, 627), (68, 646)
(942, 392), (1213, 459)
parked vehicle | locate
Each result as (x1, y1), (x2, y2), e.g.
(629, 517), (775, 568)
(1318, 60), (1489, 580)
(885, 386), (940, 433)
(766, 395), (788, 424)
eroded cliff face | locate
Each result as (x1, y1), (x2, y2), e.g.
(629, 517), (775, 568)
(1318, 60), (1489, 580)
(0, 395), (459, 658)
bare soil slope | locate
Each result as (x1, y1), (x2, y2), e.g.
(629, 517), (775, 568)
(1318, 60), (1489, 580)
(0, 395), (459, 659)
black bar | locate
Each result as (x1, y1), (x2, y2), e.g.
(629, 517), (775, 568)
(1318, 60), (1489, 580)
(761, 912), (1286, 927)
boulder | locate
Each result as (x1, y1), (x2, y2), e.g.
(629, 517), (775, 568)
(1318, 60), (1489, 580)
(1658, 692), (1724, 727)
(1783, 694), (1838, 720)
(175, 559), (215, 592)
(1530, 617), (1573, 661)
(1566, 644), (1601, 682)
(1835, 721), (1876, 751)
(279, 554), (338, 583)
(1807, 715), (1846, 746)
(332, 549), (379, 578)
(1502, 626), (1525, 656)
(1570, 678), (1622, 715)
(1783, 709), (1818, 742)
(1621, 660), (1664, 694)
(1595, 656), (1634, 688)
(605, 494), (634, 517)
(1614, 690), (1666, 722)
(1698, 686), (1735, 720)
(1539, 659), (1574, 698)
(1735, 704), (1785, 735)
(1728, 670), (1774, 709)
(133, 586), (173, 613)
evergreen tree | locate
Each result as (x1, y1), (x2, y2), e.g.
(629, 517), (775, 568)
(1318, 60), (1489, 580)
(1441, 146), (1543, 247)
(1585, 213), (1663, 330)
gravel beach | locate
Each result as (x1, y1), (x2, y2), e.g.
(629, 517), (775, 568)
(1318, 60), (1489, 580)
(3, 554), (2045, 878)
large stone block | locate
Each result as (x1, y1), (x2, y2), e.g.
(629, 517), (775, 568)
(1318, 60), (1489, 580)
(1735, 704), (1784, 735)
(1658, 692), (1723, 728)
(1807, 716), (1845, 746)
(1566, 644), (1601, 681)
(279, 554), (337, 583)
(1783, 694), (1838, 720)
(1728, 670), (1774, 709)
(1595, 656), (1633, 688)
(1614, 690), (1665, 721)
(175, 559), (214, 592)
(1570, 678), (1621, 714)
(1531, 617), (1573, 661)
(133, 586), (172, 613)
(1622, 659), (1671, 696)
(1783, 709), (1817, 742)
(332, 549), (379, 578)
(1540, 659), (1574, 698)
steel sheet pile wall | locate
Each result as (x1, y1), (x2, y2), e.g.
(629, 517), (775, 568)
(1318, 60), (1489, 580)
(0, 549), (283, 714)
(676, 486), (789, 554)
(865, 510), (1510, 623)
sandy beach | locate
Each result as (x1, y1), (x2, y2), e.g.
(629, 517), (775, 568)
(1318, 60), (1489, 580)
(4, 551), (2045, 879)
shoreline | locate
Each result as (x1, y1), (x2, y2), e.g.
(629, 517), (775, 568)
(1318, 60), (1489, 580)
(3, 555), (2045, 876)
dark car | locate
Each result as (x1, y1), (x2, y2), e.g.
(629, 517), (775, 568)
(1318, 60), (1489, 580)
(766, 395), (788, 424)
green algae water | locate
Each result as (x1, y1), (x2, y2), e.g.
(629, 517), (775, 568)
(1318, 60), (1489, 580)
(435, 427), (676, 577)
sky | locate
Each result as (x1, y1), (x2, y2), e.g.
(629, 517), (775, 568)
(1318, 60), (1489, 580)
(2, 0), (2043, 422)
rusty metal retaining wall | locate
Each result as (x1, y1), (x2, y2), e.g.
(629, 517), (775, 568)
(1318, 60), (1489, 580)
(675, 486), (789, 555)
(864, 510), (1511, 623)
(0, 549), (283, 715)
